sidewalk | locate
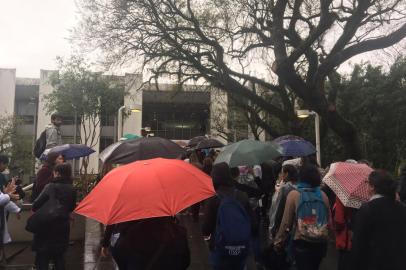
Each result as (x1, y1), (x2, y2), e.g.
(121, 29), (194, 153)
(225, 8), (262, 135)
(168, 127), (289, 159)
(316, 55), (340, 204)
(4, 215), (337, 270)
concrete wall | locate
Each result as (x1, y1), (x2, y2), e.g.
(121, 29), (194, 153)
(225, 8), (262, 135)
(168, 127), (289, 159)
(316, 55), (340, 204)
(36, 70), (58, 139)
(0, 68), (16, 116)
(123, 73), (143, 136)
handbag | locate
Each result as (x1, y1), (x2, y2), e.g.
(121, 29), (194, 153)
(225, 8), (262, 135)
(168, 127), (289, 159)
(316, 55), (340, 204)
(26, 184), (68, 233)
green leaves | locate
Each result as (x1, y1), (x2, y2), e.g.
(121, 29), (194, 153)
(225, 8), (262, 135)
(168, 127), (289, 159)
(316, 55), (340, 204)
(44, 56), (127, 120)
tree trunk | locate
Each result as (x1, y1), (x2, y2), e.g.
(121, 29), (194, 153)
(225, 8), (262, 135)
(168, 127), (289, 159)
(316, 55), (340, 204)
(324, 110), (362, 159)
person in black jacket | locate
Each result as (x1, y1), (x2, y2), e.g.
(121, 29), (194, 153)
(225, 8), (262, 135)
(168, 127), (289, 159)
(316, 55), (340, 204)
(32, 163), (76, 270)
(351, 170), (406, 270)
(102, 217), (190, 270)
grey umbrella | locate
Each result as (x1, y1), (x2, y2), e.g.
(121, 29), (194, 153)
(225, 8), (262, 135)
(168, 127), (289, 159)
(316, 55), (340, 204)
(195, 138), (225, 150)
(99, 137), (186, 164)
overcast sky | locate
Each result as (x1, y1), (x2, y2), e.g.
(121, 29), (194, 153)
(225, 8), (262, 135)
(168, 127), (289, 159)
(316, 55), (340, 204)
(0, 0), (402, 79)
(0, 0), (77, 78)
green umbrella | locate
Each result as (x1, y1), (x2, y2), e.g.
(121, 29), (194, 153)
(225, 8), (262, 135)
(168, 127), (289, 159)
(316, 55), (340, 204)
(214, 139), (282, 167)
(122, 133), (141, 140)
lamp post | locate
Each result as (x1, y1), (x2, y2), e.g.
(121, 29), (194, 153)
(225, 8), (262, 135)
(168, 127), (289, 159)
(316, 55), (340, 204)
(72, 105), (77, 175)
(117, 105), (126, 141)
(117, 105), (142, 141)
(297, 110), (321, 166)
(29, 97), (38, 176)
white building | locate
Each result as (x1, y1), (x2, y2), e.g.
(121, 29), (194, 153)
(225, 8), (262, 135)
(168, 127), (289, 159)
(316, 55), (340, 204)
(1, 69), (264, 174)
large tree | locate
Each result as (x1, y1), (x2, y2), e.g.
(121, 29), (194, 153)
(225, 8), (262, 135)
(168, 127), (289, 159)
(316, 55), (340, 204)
(76, 0), (406, 158)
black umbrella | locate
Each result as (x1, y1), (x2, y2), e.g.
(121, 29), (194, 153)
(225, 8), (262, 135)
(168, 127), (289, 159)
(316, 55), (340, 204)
(99, 137), (186, 164)
(195, 138), (225, 150)
(187, 136), (208, 147)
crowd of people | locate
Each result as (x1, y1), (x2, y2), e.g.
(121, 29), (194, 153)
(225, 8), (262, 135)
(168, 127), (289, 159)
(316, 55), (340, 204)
(0, 113), (76, 270)
(96, 148), (406, 270)
(1, 111), (406, 270)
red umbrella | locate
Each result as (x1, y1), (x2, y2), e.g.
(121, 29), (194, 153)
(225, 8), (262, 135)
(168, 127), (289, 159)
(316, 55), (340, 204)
(75, 158), (215, 224)
(323, 162), (373, 209)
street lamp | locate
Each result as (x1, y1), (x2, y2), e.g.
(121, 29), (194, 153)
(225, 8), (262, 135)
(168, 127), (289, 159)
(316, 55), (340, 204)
(117, 105), (142, 141)
(296, 110), (321, 166)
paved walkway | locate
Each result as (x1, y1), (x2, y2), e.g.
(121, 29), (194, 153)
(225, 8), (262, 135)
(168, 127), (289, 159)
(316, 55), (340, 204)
(4, 215), (337, 270)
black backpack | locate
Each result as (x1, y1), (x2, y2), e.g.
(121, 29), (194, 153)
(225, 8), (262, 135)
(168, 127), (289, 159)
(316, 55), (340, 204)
(33, 130), (47, 158)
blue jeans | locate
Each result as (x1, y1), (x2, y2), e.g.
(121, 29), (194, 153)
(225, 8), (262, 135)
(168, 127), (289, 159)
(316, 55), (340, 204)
(209, 251), (247, 270)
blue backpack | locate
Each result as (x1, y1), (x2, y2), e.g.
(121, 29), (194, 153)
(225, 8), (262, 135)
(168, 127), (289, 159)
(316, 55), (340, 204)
(214, 192), (251, 257)
(296, 187), (329, 243)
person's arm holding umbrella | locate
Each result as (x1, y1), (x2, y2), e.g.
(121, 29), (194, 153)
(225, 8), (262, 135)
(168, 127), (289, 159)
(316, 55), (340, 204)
(101, 225), (115, 257)
(201, 197), (219, 243)
(274, 191), (297, 251)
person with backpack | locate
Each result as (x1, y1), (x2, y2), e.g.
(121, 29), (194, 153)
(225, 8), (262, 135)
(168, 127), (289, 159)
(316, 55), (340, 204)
(31, 153), (65, 202)
(274, 164), (331, 270)
(202, 162), (256, 270)
(31, 163), (76, 270)
(351, 170), (406, 270)
(33, 114), (63, 160)
(269, 164), (298, 243)
(45, 114), (63, 150)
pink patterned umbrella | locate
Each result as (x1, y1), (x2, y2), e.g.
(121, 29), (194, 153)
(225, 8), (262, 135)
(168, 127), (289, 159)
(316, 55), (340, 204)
(323, 162), (373, 209)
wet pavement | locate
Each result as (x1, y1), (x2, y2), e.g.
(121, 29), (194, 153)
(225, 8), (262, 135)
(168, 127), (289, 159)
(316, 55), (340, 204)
(4, 214), (337, 270)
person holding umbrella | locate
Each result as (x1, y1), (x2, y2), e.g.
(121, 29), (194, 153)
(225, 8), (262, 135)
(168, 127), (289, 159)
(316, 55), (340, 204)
(351, 170), (406, 270)
(75, 158), (214, 269)
(31, 163), (77, 270)
(32, 153), (65, 201)
(274, 165), (331, 270)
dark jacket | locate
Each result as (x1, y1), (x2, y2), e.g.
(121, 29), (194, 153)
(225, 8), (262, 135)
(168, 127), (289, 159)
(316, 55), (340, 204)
(201, 186), (257, 250)
(32, 164), (53, 201)
(32, 177), (76, 253)
(351, 196), (406, 270)
(112, 217), (190, 270)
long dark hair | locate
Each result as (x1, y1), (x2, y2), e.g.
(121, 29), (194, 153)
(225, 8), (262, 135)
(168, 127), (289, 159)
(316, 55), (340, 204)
(54, 163), (72, 184)
(299, 164), (322, 187)
(46, 152), (64, 167)
(282, 164), (298, 183)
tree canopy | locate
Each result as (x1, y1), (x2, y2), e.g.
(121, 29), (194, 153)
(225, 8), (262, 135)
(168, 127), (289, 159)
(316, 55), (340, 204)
(44, 56), (128, 175)
(76, 0), (406, 158)
(331, 58), (406, 170)
(45, 56), (127, 149)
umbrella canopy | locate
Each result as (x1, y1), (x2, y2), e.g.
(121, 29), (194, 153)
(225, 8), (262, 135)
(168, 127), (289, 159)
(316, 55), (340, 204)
(273, 135), (304, 143)
(323, 162), (374, 209)
(195, 138), (225, 150)
(75, 158), (215, 224)
(277, 139), (316, 157)
(40, 144), (95, 160)
(214, 139), (282, 168)
(99, 137), (186, 164)
(122, 133), (141, 140)
(187, 136), (208, 147)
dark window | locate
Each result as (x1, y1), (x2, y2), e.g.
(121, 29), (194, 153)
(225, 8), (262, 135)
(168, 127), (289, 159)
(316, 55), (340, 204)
(101, 114), (116, 126)
(100, 137), (114, 152)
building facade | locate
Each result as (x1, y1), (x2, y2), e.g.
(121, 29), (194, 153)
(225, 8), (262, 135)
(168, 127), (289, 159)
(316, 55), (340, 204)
(1, 69), (265, 174)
